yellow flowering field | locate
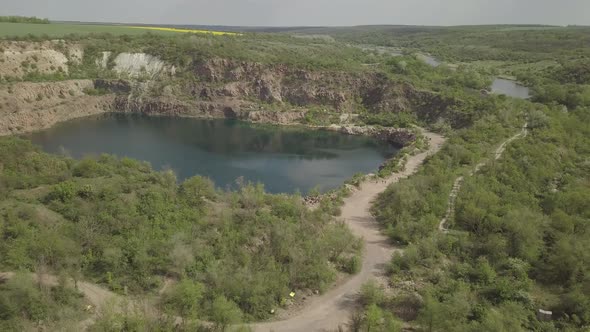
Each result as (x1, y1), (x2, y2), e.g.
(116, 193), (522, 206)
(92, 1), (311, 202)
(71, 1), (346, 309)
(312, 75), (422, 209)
(127, 26), (240, 36)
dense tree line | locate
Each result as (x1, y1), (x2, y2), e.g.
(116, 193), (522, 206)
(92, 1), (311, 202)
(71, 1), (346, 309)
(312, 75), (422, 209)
(0, 16), (49, 24)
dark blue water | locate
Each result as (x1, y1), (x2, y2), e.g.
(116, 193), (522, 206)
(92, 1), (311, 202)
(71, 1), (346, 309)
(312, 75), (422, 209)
(28, 114), (397, 193)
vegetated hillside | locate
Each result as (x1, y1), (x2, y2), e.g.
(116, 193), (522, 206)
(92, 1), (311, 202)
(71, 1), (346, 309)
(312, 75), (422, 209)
(366, 103), (590, 331)
(344, 27), (590, 332)
(287, 25), (590, 113)
(0, 136), (362, 330)
(288, 25), (590, 62)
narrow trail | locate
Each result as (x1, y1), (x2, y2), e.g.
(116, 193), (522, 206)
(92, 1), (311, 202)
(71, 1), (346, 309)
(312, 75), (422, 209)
(253, 131), (445, 332)
(438, 122), (528, 232)
(0, 272), (119, 309)
(0, 131), (446, 332)
(0, 271), (121, 329)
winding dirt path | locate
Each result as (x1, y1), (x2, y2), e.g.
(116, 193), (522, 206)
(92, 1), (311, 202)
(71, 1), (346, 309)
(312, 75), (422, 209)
(253, 131), (445, 332)
(0, 272), (118, 309)
(0, 131), (446, 331)
(438, 123), (528, 232)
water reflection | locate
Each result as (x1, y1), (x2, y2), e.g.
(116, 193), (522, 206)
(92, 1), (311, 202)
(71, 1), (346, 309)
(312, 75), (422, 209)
(491, 78), (530, 99)
(418, 54), (440, 67)
(28, 114), (397, 193)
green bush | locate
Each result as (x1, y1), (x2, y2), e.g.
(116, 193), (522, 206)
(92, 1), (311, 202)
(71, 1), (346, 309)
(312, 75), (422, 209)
(49, 181), (77, 202)
(339, 255), (361, 274)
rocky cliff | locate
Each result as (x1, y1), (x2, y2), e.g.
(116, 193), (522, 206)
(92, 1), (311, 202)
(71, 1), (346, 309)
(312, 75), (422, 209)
(0, 80), (114, 135)
(191, 58), (424, 114)
(0, 45), (454, 146)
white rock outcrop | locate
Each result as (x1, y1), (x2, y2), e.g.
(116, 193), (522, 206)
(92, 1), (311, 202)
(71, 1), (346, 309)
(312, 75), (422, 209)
(112, 53), (167, 78)
(0, 41), (72, 78)
(96, 51), (112, 69)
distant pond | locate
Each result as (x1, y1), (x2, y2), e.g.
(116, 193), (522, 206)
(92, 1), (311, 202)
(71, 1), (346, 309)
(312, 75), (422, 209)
(27, 114), (398, 194)
(490, 78), (530, 99)
(418, 54), (441, 67)
(418, 54), (530, 99)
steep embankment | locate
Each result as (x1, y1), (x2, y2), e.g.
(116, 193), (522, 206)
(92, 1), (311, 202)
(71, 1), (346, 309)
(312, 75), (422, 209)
(0, 40), (83, 78)
(0, 41), (453, 144)
(0, 77), (418, 146)
(0, 80), (114, 135)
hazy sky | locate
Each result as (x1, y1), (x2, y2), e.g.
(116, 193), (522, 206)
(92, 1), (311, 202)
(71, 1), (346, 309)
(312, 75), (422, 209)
(3, 0), (590, 26)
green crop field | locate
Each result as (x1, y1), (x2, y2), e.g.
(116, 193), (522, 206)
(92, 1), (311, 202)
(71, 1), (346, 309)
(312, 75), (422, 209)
(0, 22), (180, 38)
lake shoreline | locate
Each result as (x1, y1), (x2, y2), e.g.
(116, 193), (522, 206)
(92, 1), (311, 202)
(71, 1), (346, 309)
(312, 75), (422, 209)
(4, 98), (419, 148)
(27, 114), (401, 194)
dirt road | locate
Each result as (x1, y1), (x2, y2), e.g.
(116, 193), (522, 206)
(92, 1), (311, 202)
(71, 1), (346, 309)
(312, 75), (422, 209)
(0, 271), (118, 309)
(252, 131), (445, 332)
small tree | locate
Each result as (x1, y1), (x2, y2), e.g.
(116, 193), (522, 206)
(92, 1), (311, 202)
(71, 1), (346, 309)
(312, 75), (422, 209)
(162, 279), (203, 321)
(210, 296), (243, 331)
(360, 280), (385, 307)
(365, 304), (383, 332)
(382, 311), (403, 332)
(417, 295), (444, 332)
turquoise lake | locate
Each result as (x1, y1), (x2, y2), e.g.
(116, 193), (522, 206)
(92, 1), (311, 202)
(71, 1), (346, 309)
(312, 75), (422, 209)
(28, 114), (398, 193)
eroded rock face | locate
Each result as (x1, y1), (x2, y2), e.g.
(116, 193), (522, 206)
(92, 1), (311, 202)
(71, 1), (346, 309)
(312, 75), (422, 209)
(0, 80), (113, 135)
(95, 51), (112, 69)
(0, 78), (418, 148)
(110, 53), (177, 78)
(190, 58), (447, 121)
(0, 41), (82, 79)
(94, 79), (132, 94)
(193, 59), (359, 112)
(2, 48), (454, 150)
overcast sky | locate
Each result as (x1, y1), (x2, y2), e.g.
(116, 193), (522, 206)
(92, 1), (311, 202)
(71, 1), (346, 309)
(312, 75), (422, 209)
(3, 0), (590, 26)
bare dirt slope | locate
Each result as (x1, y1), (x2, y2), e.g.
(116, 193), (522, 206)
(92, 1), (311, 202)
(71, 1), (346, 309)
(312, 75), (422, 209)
(0, 41), (83, 79)
(252, 131), (445, 332)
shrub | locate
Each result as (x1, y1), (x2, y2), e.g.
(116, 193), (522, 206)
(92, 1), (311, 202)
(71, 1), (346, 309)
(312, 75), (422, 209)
(360, 280), (385, 306)
(49, 181), (77, 202)
(339, 255), (361, 274)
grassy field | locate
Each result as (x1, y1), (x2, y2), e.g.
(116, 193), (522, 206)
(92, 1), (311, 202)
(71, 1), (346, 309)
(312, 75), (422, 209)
(0, 22), (236, 38)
